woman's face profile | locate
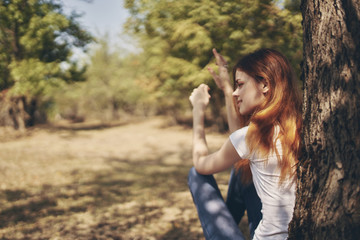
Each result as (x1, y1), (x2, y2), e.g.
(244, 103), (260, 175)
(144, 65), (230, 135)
(232, 70), (266, 116)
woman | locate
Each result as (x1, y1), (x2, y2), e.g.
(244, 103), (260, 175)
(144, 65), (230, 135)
(188, 48), (302, 239)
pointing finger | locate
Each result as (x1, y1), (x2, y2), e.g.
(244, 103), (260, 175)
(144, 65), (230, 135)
(212, 48), (228, 66)
(212, 48), (221, 65)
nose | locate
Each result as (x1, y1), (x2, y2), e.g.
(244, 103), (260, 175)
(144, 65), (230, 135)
(232, 88), (240, 97)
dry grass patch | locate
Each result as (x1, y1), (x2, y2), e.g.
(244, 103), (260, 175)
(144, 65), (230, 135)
(0, 117), (248, 239)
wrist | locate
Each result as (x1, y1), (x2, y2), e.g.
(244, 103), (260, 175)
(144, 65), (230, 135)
(193, 103), (207, 112)
(193, 106), (205, 117)
(223, 85), (233, 95)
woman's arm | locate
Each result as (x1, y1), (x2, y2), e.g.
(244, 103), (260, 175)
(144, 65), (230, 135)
(189, 84), (241, 175)
(208, 48), (241, 133)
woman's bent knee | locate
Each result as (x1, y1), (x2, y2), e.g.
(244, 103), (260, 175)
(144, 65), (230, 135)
(188, 167), (197, 187)
(188, 167), (204, 195)
(188, 166), (197, 180)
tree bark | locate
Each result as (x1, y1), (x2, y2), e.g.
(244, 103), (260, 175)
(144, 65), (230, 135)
(0, 93), (31, 131)
(288, 0), (360, 239)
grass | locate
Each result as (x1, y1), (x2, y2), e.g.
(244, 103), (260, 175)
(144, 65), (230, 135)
(0, 117), (249, 239)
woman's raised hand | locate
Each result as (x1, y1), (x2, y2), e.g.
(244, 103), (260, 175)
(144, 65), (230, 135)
(207, 48), (232, 94)
(189, 84), (211, 109)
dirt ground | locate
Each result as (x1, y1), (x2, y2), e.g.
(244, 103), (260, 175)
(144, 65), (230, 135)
(0, 117), (249, 239)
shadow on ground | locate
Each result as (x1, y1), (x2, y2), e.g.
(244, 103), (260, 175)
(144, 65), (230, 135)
(0, 118), (249, 239)
(0, 149), (206, 239)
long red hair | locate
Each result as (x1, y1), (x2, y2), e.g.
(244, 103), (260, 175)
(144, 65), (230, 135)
(233, 49), (302, 184)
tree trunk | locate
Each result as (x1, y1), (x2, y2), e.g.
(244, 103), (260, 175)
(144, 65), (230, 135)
(0, 92), (31, 131)
(14, 96), (26, 132)
(288, 0), (360, 239)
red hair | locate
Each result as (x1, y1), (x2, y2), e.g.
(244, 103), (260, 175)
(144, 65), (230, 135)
(233, 49), (302, 184)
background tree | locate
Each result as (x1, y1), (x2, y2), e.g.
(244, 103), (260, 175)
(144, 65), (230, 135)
(288, 0), (360, 239)
(123, 0), (303, 130)
(0, 0), (92, 129)
(53, 36), (148, 122)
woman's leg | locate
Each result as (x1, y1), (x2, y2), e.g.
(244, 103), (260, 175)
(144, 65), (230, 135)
(226, 168), (262, 239)
(188, 167), (246, 240)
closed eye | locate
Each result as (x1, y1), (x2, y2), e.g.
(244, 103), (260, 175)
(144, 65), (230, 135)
(236, 82), (244, 88)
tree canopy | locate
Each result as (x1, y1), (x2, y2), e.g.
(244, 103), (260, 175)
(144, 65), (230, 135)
(123, 0), (302, 125)
(0, 0), (92, 97)
(0, 0), (303, 128)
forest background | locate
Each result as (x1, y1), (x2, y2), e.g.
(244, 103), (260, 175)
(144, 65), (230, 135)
(0, 0), (303, 239)
(0, 0), (302, 130)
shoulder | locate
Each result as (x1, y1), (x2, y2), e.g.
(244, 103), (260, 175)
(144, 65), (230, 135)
(229, 126), (250, 158)
(229, 126), (249, 145)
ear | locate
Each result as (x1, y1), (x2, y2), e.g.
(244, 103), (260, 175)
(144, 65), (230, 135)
(262, 80), (270, 94)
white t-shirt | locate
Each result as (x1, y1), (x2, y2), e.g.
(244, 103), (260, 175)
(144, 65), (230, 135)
(230, 126), (296, 240)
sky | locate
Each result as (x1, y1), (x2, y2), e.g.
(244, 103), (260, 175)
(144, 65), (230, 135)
(61, 0), (135, 52)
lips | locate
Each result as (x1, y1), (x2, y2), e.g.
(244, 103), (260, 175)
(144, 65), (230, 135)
(236, 101), (241, 110)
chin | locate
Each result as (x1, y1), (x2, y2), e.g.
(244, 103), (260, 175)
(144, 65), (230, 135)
(239, 109), (253, 117)
(239, 110), (249, 116)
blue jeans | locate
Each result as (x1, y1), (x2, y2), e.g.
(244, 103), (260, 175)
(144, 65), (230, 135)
(188, 167), (262, 240)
